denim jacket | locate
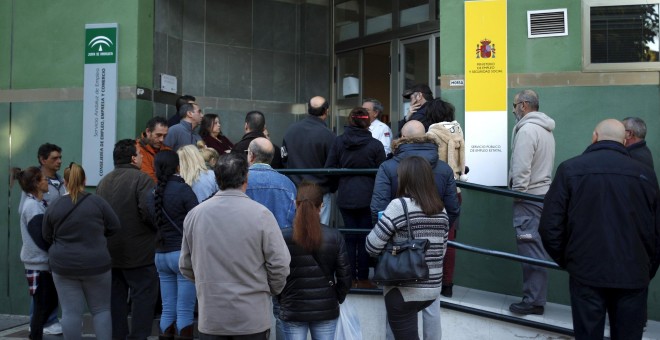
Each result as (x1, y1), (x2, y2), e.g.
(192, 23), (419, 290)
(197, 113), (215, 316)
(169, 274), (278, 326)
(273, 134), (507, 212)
(246, 163), (297, 228)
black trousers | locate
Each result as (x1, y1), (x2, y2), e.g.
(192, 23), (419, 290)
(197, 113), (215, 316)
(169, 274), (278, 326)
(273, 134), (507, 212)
(198, 330), (270, 340)
(385, 288), (434, 340)
(111, 265), (158, 340)
(569, 276), (647, 340)
(30, 271), (59, 340)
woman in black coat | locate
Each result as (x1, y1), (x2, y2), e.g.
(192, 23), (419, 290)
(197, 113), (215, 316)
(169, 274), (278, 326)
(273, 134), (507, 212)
(325, 107), (386, 287)
(278, 183), (352, 340)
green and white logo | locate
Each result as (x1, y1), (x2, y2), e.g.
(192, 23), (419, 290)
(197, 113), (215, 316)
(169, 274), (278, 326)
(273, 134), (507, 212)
(85, 27), (117, 64)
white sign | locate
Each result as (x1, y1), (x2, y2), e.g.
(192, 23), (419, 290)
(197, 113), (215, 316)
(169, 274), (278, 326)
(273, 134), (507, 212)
(160, 74), (178, 93)
(449, 79), (465, 87)
(465, 111), (509, 186)
(82, 23), (118, 186)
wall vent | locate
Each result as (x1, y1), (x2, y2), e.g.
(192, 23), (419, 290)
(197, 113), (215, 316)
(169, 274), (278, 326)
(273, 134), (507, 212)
(527, 8), (568, 38)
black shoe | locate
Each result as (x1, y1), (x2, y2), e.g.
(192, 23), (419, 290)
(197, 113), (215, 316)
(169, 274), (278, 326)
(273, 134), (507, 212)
(509, 301), (544, 315)
(441, 284), (453, 298)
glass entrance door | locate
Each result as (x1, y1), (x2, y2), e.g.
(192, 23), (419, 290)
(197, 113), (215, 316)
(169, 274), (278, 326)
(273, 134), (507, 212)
(399, 35), (439, 123)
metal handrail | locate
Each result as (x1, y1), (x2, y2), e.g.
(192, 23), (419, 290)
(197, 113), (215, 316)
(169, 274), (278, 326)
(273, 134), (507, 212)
(277, 167), (556, 268)
(276, 168), (544, 202)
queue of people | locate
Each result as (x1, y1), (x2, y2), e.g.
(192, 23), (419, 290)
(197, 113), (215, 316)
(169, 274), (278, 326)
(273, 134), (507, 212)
(10, 86), (659, 340)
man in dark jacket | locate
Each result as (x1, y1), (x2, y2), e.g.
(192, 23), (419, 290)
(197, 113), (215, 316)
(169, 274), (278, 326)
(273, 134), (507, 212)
(623, 116), (655, 169)
(282, 96), (336, 225)
(232, 110), (283, 168)
(539, 119), (660, 339)
(371, 120), (460, 225)
(96, 139), (158, 340)
(398, 84), (434, 134)
(371, 120), (459, 339)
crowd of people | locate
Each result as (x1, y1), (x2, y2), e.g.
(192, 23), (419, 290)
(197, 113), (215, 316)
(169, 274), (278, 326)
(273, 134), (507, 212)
(10, 85), (659, 340)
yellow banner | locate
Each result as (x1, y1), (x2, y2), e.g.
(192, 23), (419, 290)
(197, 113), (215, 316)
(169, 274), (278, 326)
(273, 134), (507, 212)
(465, 0), (507, 111)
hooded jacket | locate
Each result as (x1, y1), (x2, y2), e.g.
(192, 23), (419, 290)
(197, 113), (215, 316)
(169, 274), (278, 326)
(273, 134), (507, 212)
(370, 136), (460, 225)
(427, 121), (466, 180)
(509, 111), (556, 195)
(324, 126), (386, 209)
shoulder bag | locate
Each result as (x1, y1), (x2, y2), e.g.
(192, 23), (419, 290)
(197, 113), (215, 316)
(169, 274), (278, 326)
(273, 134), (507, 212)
(372, 198), (430, 286)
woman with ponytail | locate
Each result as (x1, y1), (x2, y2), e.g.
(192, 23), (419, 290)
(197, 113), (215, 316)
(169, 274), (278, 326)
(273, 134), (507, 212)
(43, 163), (120, 340)
(278, 182), (352, 340)
(13, 167), (55, 340)
(147, 150), (198, 340)
(324, 107), (386, 288)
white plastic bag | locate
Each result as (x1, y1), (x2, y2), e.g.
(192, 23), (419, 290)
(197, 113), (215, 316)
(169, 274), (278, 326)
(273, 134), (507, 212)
(334, 300), (363, 340)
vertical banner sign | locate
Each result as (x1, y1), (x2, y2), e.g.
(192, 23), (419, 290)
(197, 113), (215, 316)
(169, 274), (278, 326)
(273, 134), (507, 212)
(82, 23), (118, 185)
(464, 0), (508, 186)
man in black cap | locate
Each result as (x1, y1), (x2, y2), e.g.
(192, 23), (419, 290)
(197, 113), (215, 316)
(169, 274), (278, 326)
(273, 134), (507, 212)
(399, 83), (434, 134)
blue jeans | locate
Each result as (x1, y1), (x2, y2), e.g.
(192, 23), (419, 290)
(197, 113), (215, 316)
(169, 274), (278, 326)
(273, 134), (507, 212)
(281, 318), (337, 340)
(155, 251), (196, 333)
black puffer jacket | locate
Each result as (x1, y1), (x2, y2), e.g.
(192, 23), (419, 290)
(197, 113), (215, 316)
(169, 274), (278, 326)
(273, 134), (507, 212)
(278, 226), (352, 322)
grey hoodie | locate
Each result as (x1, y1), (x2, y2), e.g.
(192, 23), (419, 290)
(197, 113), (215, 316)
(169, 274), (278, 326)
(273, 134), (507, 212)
(509, 111), (556, 195)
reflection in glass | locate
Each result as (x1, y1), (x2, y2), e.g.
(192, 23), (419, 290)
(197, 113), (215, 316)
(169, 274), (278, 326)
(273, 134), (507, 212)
(366, 1), (392, 35)
(400, 0), (429, 27)
(336, 51), (361, 135)
(591, 4), (659, 63)
(403, 40), (430, 91)
(335, 0), (360, 42)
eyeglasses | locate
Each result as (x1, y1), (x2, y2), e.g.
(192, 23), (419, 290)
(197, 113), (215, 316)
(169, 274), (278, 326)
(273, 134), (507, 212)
(512, 101), (528, 109)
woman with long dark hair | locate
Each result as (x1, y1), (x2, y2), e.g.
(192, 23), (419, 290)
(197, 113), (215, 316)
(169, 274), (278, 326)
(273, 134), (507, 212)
(13, 167), (56, 340)
(200, 113), (233, 155)
(324, 107), (386, 288)
(366, 156), (449, 340)
(43, 163), (120, 340)
(278, 183), (352, 340)
(426, 97), (466, 297)
(147, 150), (198, 340)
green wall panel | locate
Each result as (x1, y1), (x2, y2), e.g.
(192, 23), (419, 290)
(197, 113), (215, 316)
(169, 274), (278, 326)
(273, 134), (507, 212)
(9, 0), (153, 89)
(0, 0), (11, 90)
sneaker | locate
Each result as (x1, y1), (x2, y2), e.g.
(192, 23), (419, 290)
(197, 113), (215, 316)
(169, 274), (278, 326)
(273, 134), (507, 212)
(43, 322), (63, 335)
(509, 301), (544, 315)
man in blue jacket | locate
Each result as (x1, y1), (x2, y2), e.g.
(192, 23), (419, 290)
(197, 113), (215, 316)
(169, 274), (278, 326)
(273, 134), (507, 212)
(540, 119), (660, 339)
(371, 120), (459, 340)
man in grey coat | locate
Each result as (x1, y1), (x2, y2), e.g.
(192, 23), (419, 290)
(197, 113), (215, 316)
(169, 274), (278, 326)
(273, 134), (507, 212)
(180, 152), (290, 339)
(508, 89), (555, 315)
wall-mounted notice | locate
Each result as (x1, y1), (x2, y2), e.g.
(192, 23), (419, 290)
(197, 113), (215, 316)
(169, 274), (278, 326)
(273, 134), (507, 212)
(82, 23), (118, 185)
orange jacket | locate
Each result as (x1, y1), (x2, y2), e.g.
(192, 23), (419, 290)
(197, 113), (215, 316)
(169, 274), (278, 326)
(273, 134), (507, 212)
(137, 135), (171, 183)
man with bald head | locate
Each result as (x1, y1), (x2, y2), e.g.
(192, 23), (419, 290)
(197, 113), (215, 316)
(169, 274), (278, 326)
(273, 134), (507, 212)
(508, 89), (555, 315)
(247, 137), (297, 228)
(540, 119), (660, 339)
(282, 96), (336, 224)
(371, 119), (459, 340)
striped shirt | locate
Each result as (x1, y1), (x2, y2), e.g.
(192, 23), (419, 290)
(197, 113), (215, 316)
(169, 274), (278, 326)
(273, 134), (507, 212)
(366, 197), (449, 301)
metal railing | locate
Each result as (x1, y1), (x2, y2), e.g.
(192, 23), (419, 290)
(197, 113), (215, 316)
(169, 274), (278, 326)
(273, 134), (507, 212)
(276, 167), (571, 336)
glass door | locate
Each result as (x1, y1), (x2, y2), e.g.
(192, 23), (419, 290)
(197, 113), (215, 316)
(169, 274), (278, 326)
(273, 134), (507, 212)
(399, 35), (438, 120)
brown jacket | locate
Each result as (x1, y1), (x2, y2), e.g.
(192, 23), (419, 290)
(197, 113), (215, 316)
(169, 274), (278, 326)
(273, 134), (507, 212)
(427, 121), (466, 180)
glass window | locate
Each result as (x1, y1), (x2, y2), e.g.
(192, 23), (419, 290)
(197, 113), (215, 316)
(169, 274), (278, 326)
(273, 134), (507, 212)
(591, 4), (659, 63)
(335, 0), (360, 42)
(365, 1), (392, 35)
(400, 0), (430, 27)
(583, 0), (660, 71)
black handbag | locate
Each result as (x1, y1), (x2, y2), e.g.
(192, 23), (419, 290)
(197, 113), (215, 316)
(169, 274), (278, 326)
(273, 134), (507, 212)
(372, 198), (430, 286)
